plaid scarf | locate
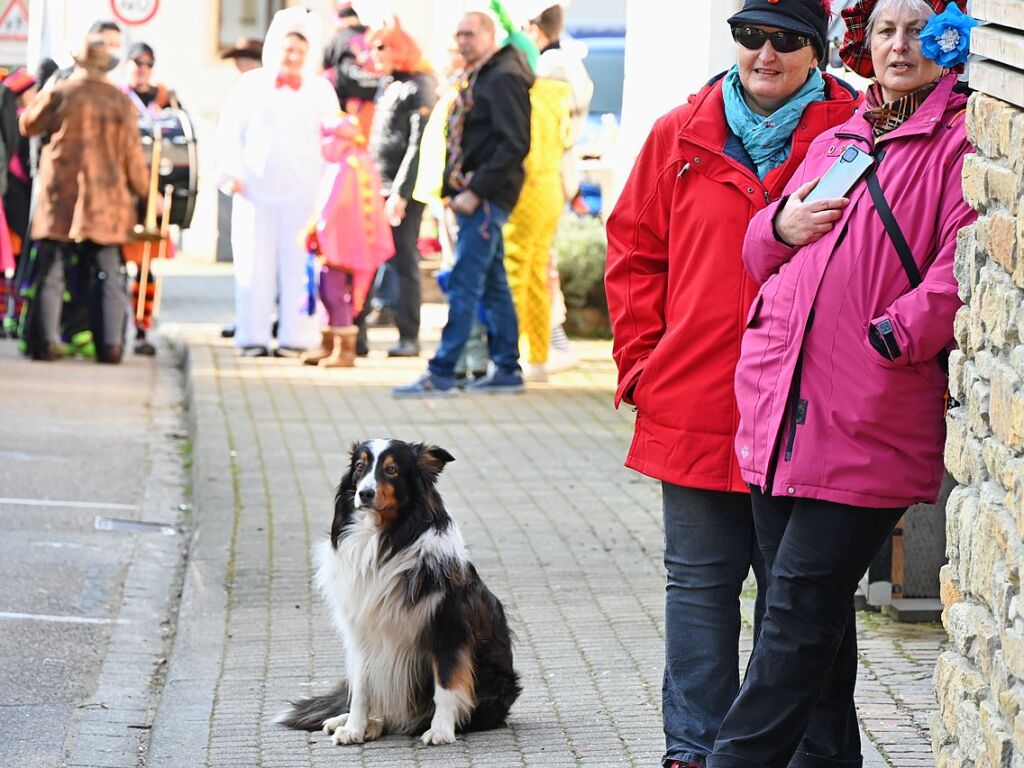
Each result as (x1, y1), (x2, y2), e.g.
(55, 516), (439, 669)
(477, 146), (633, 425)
(863, 80), (940, 138)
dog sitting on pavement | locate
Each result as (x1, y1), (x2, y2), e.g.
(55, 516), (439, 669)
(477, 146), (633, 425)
(277, 439), (521, 745)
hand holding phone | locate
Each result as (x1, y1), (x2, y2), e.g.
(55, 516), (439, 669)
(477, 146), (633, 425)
(773, 150), (865, 247)
(803, 146), (874, 203)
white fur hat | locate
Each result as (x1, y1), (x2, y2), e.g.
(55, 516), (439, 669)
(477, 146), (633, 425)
(262, 6), (324, 75)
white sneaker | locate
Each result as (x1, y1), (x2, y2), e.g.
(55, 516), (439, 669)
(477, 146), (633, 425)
(524, 363), (548, 383)
(546, 347), (580, 374)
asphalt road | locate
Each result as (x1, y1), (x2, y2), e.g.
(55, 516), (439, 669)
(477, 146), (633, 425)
(0, 336), (188, 768)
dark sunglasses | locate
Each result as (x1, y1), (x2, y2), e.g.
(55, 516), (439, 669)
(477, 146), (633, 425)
(732, 26), (812, 54)
(133, 59), (154, 68)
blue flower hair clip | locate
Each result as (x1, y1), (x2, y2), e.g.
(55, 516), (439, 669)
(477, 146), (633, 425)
(920, 3), (978, 69)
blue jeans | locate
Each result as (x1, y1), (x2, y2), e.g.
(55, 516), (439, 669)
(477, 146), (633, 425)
(429, 202), (520, 379)
(662, 483), (766, 768)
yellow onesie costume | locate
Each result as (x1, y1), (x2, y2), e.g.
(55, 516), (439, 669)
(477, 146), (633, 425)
(503, 76), (572, 367)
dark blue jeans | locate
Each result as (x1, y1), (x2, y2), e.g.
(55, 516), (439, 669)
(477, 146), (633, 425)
(428, 202), (520, 379)
(708, 488), (904, 768)
(662, 483), (766, 768)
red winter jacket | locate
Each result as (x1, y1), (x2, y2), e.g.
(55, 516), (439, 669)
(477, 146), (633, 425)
(605, 74), (861, 492)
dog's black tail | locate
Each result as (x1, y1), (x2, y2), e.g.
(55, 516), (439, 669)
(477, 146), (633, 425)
(464, 669), (522, 732)
(463, 584), (522, 733)
(275, 680), (350, 731)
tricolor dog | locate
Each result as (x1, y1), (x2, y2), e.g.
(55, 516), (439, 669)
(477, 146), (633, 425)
(278, 439), (521, 745)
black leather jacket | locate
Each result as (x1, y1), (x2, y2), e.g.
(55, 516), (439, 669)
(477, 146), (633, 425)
(368, 70), (437, 200)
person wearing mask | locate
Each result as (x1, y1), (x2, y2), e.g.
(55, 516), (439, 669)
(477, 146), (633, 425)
(92, 19), (122, 62)
(216, 7), (339, 358)
(19, 35), (149, 364)
(24, 21), (124, 359)
(393, 11), (532, 397)
(709, 2), (976, 766)
(604, 1), (861, 766)
(47, 20), (122, 86)
(361, 18), (436, 359)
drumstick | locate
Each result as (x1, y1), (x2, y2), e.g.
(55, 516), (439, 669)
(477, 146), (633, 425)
(150, 184), (174, 322)
(135, 126), (163, 323)
(135, 239), (152, 323)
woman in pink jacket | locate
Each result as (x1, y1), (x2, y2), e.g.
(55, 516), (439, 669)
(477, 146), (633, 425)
(709, 1), (978, 767)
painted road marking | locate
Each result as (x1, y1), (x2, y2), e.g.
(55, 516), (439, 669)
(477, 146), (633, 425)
(0, 611), (124, 625)
(0, 497), (138, 512)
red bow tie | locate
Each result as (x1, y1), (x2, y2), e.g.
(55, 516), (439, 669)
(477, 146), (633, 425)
(275, 73), (301, 90)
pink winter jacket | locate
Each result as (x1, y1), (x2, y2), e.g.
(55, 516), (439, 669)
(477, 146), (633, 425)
(734, 74), (976, 508)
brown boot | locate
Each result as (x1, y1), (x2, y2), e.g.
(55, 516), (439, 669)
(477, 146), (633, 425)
(301, 329), (334, 366)
(320, 326), (357, 368)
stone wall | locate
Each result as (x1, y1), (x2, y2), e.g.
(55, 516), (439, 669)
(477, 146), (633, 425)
(934, 91), (1024, 767)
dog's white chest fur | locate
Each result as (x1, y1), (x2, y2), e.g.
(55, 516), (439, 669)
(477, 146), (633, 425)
(314, 518), (467, 728)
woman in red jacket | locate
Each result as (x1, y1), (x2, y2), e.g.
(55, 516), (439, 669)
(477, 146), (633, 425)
(605, 2), (860, 766)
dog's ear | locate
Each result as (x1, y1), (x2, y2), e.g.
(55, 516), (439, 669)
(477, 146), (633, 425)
(331, 449), (360, 548)
(414, 443), (455, 480)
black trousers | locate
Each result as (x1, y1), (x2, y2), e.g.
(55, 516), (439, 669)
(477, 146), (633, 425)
(356, 200), (424, 343)
(31, 239), (127, 352)
(708, 487), (904, 768)
(390, 199), (424, 343)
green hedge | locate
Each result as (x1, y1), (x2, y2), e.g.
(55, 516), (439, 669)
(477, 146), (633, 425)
(555, 213), (610, 338)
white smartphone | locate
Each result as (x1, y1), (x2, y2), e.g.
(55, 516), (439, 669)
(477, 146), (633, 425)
(803, 145), (874, 203)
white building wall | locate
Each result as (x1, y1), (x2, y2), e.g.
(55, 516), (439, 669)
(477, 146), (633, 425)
(611, 0), (742, 209)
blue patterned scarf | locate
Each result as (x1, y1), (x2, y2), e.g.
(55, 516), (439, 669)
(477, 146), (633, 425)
(722, 65), (826, 179)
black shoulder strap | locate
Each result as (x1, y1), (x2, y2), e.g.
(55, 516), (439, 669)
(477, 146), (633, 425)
(865, 151), (951, 373)
(864, 159), (921, 288)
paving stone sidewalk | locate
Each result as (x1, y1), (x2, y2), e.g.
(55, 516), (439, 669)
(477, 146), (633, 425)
(148, 265), (945, 768)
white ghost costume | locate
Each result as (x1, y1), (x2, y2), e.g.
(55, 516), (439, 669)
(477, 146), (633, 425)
(217, 7), (340, 351)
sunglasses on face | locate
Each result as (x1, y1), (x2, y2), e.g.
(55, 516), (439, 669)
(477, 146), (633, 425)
(732, 26), (812, 54)
(133, 59), (154, 68)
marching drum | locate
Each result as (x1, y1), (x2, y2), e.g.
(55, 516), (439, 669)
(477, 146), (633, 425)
(137, 108), (198, 229)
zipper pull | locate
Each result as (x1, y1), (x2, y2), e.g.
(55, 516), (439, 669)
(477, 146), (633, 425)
(677, 162), (691, 178)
